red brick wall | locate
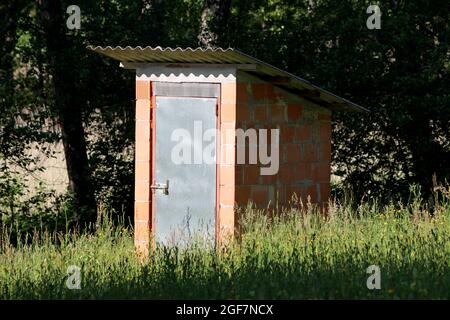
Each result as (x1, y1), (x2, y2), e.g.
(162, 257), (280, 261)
(134, 80), (152, 256)
(234, 72), (331, 210)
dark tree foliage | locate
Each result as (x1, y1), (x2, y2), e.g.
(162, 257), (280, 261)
(0, 0), (448, 229)
(221, 0), (450, 202)
(198, 0), (231, 47)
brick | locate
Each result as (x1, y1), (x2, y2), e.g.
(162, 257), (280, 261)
(136, 99), (150, 121)
(250, 83), (279, 101)
(219, 206), (235, 240)
(135, 180), (150, 202)
(258, 124), (276, 143)
(267, 185), (276, 205)
(235, 165), (244, 185)
(287, 104), (303, 121)
(314, 163), (331, 182)
(235, 185), (251, 206)
(252, 83), (269, 101)
(251, 186), (269, 206)
(220, 206), (235, 227)
(296, 163), (313, 181)
(221, 83), (236, 103)
(271, 103), (286, 122)
(236, 144), (250, 165)
(286, 185), (302, 201)
(135, 120), (150, 144)
(135, 161), (150, 181)
(281, 126), (295, 144)
(302, 144), (317, 162)
(276, 186), (287, 205)
(135, 202), (150, 221)
(236, 130), (258, 164)
(261, 172), (278, 184)
(302, 185), (317, 203)
(135, 141), (150, 162)
(236, 83), (248, 104)
(221, 121), (235, 133)
(220, 185), (235, 207)
(135, 220), (151, 242)
(285, 144), (301, 163)
(244, 165), (260, 184)
(221, 103), (236, 122)
(253, 104), (267, 122)
(295, 124), (312, 142)
(135, 241), (149, 258)
(319, 122), (332, 142)
(220, 143), (236, 166)
(221, 122), (236, 148)
(280, 165), (295, 183)
(220, 165), (235, 185)
(319, 182), (331, 203)
(236, 105), (250, 122)
(136, 80), (150, 100)
(272, 87), (285, 100)
(319, 142), (332, 162)
(318, 113), (331, 121)
(266, 84), (277, 101)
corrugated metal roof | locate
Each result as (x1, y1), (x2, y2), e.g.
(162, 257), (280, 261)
(87, 46), (368, 112)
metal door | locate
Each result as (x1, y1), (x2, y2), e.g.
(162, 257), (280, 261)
(153, 96), (217, 245)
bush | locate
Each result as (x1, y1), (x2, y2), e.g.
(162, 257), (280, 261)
(0, 168), (77, 242)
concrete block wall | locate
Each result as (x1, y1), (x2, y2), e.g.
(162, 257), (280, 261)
(234, 71), (332, 210)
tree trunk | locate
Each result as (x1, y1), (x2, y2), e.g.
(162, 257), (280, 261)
(37, 0), (96, 226)
(0, 2), (19, 98)
(0, 1), (28, 162)
(198, 0), (231, 48)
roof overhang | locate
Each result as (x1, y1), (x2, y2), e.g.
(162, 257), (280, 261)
(87, 46), (368, 113)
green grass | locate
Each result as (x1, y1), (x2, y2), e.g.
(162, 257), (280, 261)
(1, 198), (450, 299)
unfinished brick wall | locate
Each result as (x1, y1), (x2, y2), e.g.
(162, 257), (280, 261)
(234, 72), (332, 210)
(133, 71), (332, 252)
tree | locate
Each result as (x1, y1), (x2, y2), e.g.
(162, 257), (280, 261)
(222, 0), (449, 202)
(198, 0), (231, 47)
(2, 0), (448, 229)
(36, 0), (96, 224)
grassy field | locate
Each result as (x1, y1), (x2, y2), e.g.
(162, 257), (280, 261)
(1, 196), (450, 299)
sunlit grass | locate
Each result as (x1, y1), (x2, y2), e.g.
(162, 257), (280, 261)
(1, 194), (450, 299)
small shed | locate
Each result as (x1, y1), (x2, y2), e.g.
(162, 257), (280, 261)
(89, 46), (366, 253)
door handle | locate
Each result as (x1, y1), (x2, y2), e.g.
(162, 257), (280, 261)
(151, 180), (169, 195)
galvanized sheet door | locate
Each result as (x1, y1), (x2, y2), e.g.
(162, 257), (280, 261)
(154, 96), (217, 245)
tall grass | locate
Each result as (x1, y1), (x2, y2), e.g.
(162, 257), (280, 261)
(1, 191), (450, 299)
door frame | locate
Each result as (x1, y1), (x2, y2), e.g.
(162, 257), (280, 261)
(149, 81), (221, 244)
